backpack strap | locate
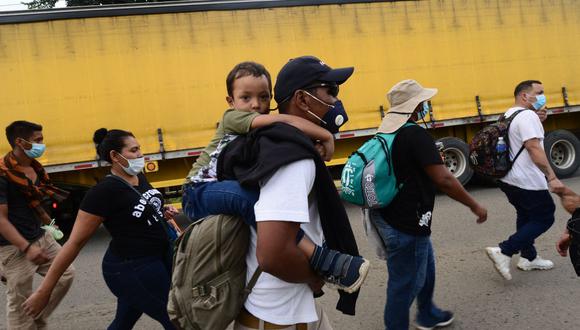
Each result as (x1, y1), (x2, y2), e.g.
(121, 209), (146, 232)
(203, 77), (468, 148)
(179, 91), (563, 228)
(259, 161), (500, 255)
(242, 267), (262, 301)
(375, 135), (393, 176)
(107, 174), (177, 242)
(503, 109), (527, 165)
(353, 151), (369, 165)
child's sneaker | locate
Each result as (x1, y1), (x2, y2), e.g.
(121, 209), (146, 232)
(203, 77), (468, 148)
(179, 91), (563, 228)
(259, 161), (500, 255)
(310, 246), (370, 293)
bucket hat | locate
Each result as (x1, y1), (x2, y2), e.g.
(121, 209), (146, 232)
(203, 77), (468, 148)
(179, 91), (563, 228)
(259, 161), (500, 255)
(378, 79), (438, 133)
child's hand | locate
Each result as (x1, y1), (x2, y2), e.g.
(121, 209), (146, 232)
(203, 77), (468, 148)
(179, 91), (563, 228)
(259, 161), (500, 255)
(315, 138), (334, 162)
(163, 205), (179, 220)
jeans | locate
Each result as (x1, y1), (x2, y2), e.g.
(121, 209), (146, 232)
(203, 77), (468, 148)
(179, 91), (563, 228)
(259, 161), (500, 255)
(370, 210), (446, 330)
(102, 249), (175, 330)
(182, 180), (259, 227)
(498, 182), (555, 261)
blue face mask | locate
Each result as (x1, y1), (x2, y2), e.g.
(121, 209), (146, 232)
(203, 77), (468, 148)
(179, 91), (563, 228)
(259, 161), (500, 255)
(23, 142), (46, 159)
(532, 94), (547, 110)
(417, 101), (430, 121)
(303, 91), (349, 134)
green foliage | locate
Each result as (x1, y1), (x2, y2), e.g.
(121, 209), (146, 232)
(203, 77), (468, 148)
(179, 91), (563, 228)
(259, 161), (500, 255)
(23, 0), (58, 9)
(67, 0), (168, 6)
(23, 0), (171, 9)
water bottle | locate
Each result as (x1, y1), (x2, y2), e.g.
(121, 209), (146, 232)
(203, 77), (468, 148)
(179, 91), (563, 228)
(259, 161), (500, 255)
(496, 137), (508, 171)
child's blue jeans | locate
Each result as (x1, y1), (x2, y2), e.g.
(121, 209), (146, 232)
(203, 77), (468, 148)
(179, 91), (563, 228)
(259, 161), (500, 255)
(182, 180), (305, 243)
(182, 180), (259, 227)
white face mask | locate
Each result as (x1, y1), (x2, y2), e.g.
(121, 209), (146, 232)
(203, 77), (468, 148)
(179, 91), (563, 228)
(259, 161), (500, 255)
(118, 154), (145, 176)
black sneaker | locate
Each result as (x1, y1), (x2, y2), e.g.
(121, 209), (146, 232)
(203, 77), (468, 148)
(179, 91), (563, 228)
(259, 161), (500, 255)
(311, 247), (370, 293)
(416, 311), (454, 330)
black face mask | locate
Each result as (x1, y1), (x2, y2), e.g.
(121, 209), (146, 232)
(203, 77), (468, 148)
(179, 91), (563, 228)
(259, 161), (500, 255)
(302, 91), (349, 134)
(567, 216), (580, 276)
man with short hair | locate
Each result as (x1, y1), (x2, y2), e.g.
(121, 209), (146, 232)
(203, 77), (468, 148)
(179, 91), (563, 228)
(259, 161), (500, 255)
(220, 56), (363, 330)
(370, 79), (487, 330)
(0, 120), (74, 329)
(486, 80), (566, 280)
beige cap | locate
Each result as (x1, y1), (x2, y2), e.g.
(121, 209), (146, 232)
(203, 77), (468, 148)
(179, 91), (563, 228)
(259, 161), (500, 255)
(377, 79), (438, 133)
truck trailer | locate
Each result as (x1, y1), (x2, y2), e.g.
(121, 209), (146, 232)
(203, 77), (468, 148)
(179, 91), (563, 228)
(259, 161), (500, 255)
(1, 0), (579, 231)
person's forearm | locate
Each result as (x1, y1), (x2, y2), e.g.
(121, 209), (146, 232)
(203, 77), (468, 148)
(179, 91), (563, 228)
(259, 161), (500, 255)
(256, 221), (320, 284)
(0, 217), (30, 251)
(528, 146), (556, 179)
(437, 175), (478, 210)
(257, 242), (319, 284)
(36, 240), (82, 295)
(276, 115), (333, 142)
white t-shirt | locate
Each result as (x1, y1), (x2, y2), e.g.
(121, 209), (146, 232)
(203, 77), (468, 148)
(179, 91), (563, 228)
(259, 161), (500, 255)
(500, 107), (548, 190)
(244, 158), (323, 325)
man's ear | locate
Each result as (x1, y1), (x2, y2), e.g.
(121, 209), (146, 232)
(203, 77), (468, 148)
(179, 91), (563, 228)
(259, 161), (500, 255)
(294, 90), (310, 112)
(226, 96), (234, 108)
(14, 137), (30, 150)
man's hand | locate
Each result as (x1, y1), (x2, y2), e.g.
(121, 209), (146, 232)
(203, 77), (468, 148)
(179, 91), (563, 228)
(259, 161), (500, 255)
(25, 245), (49, 265)
(470, 203), (488, 224)
(556, 231), (571, 257)
(308, 277), (325, 295)
(536, 106), (548, 122)
(22, 289), (50, 318)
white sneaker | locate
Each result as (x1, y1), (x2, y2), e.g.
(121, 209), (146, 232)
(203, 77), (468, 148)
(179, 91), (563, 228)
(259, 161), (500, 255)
(485, 247), (512, 280)
(517, 256), (554, 271)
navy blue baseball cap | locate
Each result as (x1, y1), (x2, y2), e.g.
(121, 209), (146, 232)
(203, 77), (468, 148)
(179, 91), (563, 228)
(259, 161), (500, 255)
(274, 56), (354, 104)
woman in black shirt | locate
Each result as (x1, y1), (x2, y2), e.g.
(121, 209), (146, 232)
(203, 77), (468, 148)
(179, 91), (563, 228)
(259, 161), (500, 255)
(23, 129), (178, 330)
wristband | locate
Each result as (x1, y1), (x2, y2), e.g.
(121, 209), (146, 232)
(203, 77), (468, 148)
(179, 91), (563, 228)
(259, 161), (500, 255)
(548, 176), (557, 182)
(22, 242), (33, 254)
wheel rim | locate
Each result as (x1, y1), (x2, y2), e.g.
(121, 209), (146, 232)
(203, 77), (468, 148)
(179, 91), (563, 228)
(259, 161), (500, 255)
(443, 147), (467, 178)
(550, 139), (576, 170)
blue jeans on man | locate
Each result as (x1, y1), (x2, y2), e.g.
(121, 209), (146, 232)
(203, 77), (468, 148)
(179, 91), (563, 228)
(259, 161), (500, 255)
(498, 182), (555, 260)
(370, 211), (449, 330)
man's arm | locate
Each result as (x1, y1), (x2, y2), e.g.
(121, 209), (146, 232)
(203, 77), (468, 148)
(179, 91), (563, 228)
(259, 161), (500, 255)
(23, 210), (102, 317)
(251, 114), (334, 161)
(0, 204), (48, 264)
(256, 221), (320, 285)
(524, 138), (565, 192)
(553, 186), (580, 214)
(424, 164), (487, 223)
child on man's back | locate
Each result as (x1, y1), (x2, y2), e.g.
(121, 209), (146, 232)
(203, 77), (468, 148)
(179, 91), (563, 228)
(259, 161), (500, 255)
(181, 61), (369, 293)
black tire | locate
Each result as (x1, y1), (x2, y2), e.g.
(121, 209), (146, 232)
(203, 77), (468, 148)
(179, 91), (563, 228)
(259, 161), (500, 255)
(437, 137), (474, 186)
(544, 129), (580, 178)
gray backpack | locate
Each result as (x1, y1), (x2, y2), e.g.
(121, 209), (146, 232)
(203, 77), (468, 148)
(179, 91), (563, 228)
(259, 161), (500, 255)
(167, 214), (261, 330)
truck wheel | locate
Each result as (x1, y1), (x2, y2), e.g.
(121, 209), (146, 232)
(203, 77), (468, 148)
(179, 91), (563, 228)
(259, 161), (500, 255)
(544, 129), (580, 178)
(437, 137), (474, 186)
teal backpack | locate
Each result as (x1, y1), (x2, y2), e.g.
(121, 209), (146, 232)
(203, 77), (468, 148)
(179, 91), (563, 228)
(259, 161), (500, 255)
(340, 123), (414, 208)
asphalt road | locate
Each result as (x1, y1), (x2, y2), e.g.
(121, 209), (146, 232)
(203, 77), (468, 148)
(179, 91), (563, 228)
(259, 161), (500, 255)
(1, 176), (579, 330)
